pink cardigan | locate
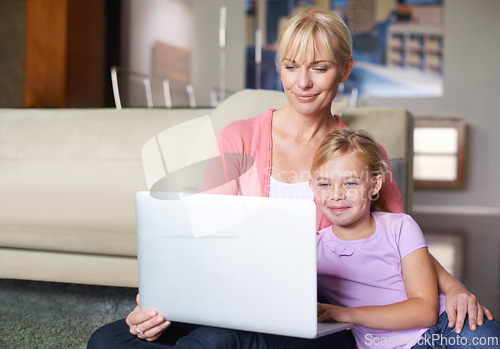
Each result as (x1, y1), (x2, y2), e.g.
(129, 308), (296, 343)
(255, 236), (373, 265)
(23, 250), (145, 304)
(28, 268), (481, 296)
(201, 109), (404, 230)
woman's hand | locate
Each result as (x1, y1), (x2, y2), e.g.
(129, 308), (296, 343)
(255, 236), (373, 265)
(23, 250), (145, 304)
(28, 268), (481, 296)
(125, 294), (171, 341)
(430, 253), (494, 333)
(445, 285), (494, 334)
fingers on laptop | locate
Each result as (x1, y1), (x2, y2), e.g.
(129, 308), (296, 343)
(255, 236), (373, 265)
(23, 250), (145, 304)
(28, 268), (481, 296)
(128, 310), (171, 340)
(142, 318), (172, 341)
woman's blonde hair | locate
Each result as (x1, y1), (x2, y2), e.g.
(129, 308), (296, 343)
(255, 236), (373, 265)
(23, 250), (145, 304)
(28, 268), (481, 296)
(276, 7), (352, 72)
(311, 129), (389, 212)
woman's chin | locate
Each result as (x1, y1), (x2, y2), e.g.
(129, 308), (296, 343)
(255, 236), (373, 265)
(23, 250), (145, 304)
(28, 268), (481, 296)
(289, 102), (326, 116)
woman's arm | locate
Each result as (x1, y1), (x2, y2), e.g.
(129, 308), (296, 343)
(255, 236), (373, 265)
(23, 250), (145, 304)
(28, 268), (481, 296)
(318, 247), (439, 330)
(431, 254), (493, 333)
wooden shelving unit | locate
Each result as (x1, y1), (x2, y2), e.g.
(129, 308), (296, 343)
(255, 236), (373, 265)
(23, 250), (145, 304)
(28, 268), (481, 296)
(386, 23), (443, 74)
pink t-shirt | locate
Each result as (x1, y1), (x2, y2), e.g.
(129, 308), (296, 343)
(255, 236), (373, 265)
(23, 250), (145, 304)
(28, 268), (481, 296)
(200, 109), (404, 230)
(317, 211), (445, 349)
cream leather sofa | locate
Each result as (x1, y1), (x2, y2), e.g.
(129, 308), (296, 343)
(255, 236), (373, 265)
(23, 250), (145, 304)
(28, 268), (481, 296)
(0, 89), (413, 287)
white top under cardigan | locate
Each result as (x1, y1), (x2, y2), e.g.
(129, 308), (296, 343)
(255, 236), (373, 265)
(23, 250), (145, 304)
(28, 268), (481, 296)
(268, 176), (314, 200)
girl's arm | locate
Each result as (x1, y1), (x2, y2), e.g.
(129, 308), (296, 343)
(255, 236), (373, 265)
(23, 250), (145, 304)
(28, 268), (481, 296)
(431, 254), (494, 333)
(318, 247), (439, 330)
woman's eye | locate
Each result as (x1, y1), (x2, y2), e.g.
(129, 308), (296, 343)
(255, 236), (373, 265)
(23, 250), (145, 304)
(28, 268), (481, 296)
(345, 182), (357, 187)
(318, 183), (330, 188)
(284, 65), (297, 71)
(313, 67), (327, 72)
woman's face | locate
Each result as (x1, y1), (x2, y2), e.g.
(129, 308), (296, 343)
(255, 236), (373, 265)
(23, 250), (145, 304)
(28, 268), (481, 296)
(280, 40), (352, 117)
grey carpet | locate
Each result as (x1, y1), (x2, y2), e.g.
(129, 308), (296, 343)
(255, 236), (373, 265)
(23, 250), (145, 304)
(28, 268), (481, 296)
(0, 279), (137, 349)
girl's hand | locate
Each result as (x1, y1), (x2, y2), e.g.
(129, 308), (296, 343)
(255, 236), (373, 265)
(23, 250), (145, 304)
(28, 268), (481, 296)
(125, 294), (171, 341)
(317, 303), (350, 323)
(445, 286), (494, 334)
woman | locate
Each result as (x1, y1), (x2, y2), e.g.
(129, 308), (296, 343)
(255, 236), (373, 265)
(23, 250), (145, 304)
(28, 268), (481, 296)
(88, 7), (491, 348)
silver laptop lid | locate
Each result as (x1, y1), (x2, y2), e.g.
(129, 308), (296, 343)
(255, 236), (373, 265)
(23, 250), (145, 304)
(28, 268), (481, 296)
(136, 191), (319, 338)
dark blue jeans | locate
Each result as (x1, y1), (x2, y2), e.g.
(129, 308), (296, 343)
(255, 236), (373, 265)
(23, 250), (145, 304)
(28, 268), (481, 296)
(412, 312), (500, 348)
(87, 319), (355, 349)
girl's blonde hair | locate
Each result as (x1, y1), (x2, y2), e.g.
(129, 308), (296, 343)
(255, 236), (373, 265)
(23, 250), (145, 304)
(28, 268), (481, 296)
(311, 129), (389, 212)
(276, 7), (352, 72)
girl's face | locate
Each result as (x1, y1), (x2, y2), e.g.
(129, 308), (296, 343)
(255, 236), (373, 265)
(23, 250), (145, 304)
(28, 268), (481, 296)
(280, 40), (353, 117)
(310, 153), (382, 237)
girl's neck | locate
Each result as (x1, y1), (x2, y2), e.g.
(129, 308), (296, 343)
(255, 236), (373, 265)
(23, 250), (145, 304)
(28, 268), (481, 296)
(331, 213), (376, 241)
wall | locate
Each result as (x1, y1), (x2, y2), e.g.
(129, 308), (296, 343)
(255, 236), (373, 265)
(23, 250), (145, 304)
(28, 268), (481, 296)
(23, 0), (69, 108)
(365, 0), (500, 214)
(124, 0), (194, 75)
(0, 0), (25, 108)
(123, 0), (245, 107)
(0, 0), (106, 108)
(192, 0), (245, 106)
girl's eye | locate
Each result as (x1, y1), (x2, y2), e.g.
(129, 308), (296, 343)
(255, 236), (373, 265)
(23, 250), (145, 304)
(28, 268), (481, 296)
(318, 183), (330, 188)
(284, 65), (297, 71)
(345, 182), (357, 187)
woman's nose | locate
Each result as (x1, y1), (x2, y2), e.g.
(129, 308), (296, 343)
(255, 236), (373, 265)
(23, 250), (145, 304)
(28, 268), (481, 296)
(297, 70), (313, 89)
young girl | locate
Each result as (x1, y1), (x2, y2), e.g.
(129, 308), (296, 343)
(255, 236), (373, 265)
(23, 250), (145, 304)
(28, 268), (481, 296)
(310, 129), (500, 349)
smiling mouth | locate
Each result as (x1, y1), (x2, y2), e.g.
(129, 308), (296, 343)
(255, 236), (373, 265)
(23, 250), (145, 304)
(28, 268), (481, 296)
(329, 206), (349, 213)
(294, 93), (318, 102)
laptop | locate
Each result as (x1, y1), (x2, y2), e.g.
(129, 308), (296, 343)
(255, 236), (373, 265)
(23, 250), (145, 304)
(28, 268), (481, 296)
(135, 191), (352, 339)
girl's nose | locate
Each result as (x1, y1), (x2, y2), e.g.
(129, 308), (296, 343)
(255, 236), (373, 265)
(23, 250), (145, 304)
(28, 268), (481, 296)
(330, 185), (345, 200)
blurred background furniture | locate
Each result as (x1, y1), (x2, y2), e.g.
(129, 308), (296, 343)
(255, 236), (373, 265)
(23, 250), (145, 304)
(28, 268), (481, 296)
(166, 79), (197, 109)
(111, 66), (197, 109)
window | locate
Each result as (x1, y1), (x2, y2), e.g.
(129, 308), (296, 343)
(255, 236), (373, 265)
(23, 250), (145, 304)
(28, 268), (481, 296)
(413, 119), (467, 189)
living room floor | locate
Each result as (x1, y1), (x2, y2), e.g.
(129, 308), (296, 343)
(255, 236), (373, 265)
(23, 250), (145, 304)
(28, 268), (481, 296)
(0, 279), (137, 349)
